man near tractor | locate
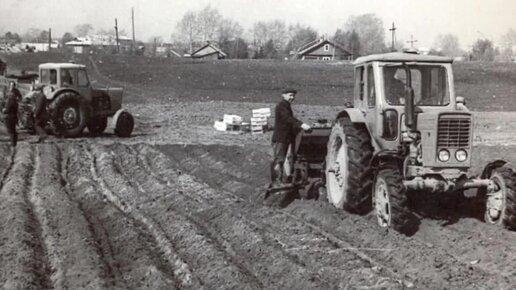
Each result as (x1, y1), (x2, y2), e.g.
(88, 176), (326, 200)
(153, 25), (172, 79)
(33, 85), (48, 143)
(270, 88), (311, 187)
(2, 81), (20, 147)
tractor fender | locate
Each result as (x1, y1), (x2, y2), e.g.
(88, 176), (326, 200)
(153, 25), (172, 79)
(336, 108), (366, 124)
(480, 160), (507, 179)
(108, 108), (130, 129)
(44, 87), (80, 101)
(370, 150), (404, 169)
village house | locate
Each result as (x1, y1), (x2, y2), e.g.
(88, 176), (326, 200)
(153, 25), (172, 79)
(190, 42), (227, 60)
(297, 38), (352, 61)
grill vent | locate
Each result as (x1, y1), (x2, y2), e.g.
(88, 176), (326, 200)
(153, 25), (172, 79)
(438, 116), (471, 148)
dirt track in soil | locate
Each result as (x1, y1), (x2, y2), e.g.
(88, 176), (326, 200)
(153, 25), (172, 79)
(1, 58), (516, 289)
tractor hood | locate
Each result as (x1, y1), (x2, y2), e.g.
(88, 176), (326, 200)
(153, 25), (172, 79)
(97, 87), (123, 111)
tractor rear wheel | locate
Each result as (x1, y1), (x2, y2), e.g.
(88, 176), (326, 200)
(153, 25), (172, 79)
(484, 166), (516, 230)
(373, 166), (411, 233)
(325, 117), (373, 214)
(87, 117), (108, 134)
(49, 92), (88, 138)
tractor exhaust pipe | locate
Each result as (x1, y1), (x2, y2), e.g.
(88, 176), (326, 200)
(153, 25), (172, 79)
(403, 63), (416, 131)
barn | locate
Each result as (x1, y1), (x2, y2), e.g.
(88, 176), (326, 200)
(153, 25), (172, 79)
(297, 39), (352, 61)
(191, 42), (227, 60)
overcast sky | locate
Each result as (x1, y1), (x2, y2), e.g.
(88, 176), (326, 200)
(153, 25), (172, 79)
(1, 0), (515, 49)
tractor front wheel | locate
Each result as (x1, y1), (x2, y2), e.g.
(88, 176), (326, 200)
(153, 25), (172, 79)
(114, 111), (134, 137)
(373, 166), (411, 233)
(484, 166), (516, 230)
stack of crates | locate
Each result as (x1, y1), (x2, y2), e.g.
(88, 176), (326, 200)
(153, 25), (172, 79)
(251, 108), (271, 134)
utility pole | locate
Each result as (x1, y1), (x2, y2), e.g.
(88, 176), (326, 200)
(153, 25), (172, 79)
(114, 18), (120, 53)
(48, 28), (52, 52)
(131, 7), (136, 54)
(407, 35), (418, 49)
(389, 23), (397, 51)
(153, 37), (157, 57)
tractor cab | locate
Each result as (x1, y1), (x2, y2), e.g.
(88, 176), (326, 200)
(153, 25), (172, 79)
(38, 63), (93, 101)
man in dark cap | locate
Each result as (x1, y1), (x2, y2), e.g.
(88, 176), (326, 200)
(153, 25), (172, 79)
(270, 88), (311, 187)
(32, 85), (48, 143)
(3, 81), (20, 147)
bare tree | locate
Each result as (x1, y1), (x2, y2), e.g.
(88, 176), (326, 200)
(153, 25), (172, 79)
(22, 28), (42, 42)
(345, 14), (386, 55)
(250, 20), (287, 52)
(74, 24), (94, 37)
(217, 18), (243, 43)
(433, 34), (463, 57)
(197, 5), (222, 42)
(61, 32), (75, 44)
(333, 29), (361, 58)
(174, 11), (200, 53)
(285, 24), (318, 54)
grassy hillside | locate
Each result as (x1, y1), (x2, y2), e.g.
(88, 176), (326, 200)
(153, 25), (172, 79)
(2, 52), (516, 110)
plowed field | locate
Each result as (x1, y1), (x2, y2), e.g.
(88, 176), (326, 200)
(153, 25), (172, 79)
(1, 54), (516, 289)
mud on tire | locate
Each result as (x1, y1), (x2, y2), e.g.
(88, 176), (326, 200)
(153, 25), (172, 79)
(484, 166), (516, 230)
(373, 166), (411, 233)
(325, 117), (373, 214)
(48, 92), (89, 138)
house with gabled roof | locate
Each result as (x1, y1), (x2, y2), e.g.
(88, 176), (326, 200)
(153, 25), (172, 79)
(297, 38), (352, 61)
(191, 42), (227, 60)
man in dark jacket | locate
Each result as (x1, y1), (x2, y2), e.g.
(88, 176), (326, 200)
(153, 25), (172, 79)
(3, 81), (20, 147)
(270, 88), (311, 186)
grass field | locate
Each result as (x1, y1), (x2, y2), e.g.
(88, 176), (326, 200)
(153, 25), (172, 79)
(2, 52), (516, 110)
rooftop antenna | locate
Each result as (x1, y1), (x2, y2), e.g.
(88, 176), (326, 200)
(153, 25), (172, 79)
(389, 22), (397, 51)
(407, 35), (418, 49)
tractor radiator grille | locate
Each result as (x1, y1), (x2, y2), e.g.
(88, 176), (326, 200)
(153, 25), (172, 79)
(437, 116), (471, 148)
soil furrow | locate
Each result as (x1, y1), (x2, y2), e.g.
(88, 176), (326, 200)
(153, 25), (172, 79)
(84, 144), (202, 290)
(29, 144), (109, 289)
(155, 143), (503, 289)
(65, 144), (179, 289)
(0, 144), (52, 289)
(130, 144), (404, 289)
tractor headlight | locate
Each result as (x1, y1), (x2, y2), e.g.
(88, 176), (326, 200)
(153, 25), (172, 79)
(455, 149), (468, 162)
(438, 149), (450, 162)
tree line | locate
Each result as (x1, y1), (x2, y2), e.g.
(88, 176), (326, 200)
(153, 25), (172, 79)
(1, 6), (515, 61)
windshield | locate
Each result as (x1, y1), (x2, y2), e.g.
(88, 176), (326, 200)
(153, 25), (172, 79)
(383, 64), (450, 106)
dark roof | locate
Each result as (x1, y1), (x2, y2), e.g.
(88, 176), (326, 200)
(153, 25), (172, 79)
(191, 42), (227, 58)
(297, 39), (350, 56)
(354, 52), (453, 65)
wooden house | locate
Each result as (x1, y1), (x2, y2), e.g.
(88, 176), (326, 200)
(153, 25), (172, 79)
(297, 39), (352, 61)
(191, 42), (227, 60)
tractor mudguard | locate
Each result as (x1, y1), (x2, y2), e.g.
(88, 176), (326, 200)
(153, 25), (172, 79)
(44, 87), (80, 101)
(108, 108), (130, 129)
(336, 108), (366, 124)
(480, 160), (507, 179)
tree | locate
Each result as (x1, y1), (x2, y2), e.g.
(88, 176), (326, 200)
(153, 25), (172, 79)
(333, 29), (361, 58)
(219, 37), (248, 59)
(61, 32), (75, 44)
(262, 39), (278, 59)
(217, 18), (243, 44)
(74, 24), (94, 37)
(499, 28), (516, 61)
(471, 39), (495, 61)
(38, 30), (50, 43)
(251, 20), (288, 52)
(285, 24), (318, 54)
(174, 11), (200, 53)
(433, 34), (463, 57)
(22, 28), (42, 42)
(3, 32), (21, 43)
(197, 5), (221, 42)
(344, 14), (386, 55)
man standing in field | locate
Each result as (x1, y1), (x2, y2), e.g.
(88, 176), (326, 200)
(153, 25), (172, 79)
(33, 85), (48, 143)
(270, 88), (311, 187)
(3, 81), (20, 147)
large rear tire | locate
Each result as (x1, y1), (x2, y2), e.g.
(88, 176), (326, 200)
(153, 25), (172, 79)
(484, 166), (516, 230)
(325, 117), (373, 214)
(48, 92), (88, 138)
(373, 166), (411, 233)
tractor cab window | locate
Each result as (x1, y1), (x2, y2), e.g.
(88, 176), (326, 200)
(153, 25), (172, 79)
(383, 65), (449, 106)
(77, 69), (89, 87)
(367, 65), (375, 107)
(61, 69), (75, 86)
(40, 69), (57, 85)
